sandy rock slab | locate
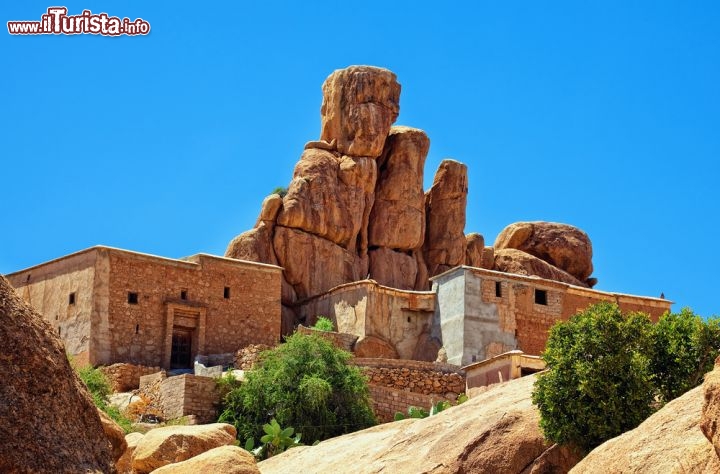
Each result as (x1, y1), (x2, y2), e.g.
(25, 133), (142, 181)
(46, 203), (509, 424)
(131, 423), (237, 474)
(259, 375), (577, 474)
(152, 445), (259, 474)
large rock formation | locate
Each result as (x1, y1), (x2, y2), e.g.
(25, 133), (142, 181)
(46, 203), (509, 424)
(225, 66), (599, 331)
(0, 276), (116, 473)
(259, 375), (581, 473)
(494, 221), (595, 286)
(570, 383), (720, 473)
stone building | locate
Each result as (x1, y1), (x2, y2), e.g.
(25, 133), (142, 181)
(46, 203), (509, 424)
(431, 266), (672, 366)
(6, 246), (281, 368)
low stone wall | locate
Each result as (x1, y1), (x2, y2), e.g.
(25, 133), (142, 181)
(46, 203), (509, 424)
(352, 358), (466, 422)
(353, 358), (465, 396)
(234, 344), (272, 370)
(101, 363), (162, 392)
(369, 386), (455, 423)
(159, 374), (220, 424)
(297, 325), (358, 352)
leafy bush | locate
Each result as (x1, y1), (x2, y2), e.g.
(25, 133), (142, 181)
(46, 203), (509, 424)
(244, 418), (303, 459)
(313, 316), (334, 332)
(533, 303), (720, 453)
(75, 364), (133, 433)
(532, 302), (655, 452)
(271, 186), (288, 198)
(393, 394), (468, 421)
(650, 309), (720, 403)
(218, 332), (376, 444)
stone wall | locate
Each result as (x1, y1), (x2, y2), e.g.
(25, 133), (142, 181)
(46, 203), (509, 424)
(297, 280), (437, 360)
(158, 374), (220, 424)
(7, 246), (283, 368)
(100, 363), (161, 392)
(6, 250), (98, 365)
(432, 266), (673, 365)
(352, 358), (465, 422)
(297, 325), (358, 352)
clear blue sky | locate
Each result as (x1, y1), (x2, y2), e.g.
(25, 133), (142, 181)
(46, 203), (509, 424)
(2, 2), (718, 317)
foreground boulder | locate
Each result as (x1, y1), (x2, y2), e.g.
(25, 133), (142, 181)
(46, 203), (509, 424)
(117, 432), (145, 474)
(131, 423), (237, 474)
(259, 375), (579, 473)
(570, 384), (720, 473)
(0, 276), (116, 473)
(152, 445), (259, 474)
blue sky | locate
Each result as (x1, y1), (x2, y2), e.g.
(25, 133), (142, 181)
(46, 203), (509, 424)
(2, 2), (718, 317)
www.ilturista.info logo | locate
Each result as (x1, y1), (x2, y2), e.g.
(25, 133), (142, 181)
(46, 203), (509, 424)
(7, 7), (150, 36)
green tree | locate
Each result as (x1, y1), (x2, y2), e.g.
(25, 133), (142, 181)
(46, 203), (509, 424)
(532, 302), (655, 452)
(313, 316), (334, 332)
(650, 308), (720, 403)
(218, 332), (376, 444)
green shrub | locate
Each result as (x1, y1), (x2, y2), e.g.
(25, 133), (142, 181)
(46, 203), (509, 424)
(532, 302), (655, 452)
(271, 186), (288, 198)
(650, 309), (720, 403)
(313, 316), (334, 332)
(218, 332), (376, 444)
(75, 364), (133, 433)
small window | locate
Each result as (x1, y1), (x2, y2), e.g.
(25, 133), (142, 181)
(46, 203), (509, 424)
(128, 292), (138, 304)
(495, 281), (502, 298)
(58, 326), (61, 336)
(180, 290), (188, 300)
(223, 287), (231, 299)
(135, 324), (140, 334)
(535, 289), (548, 306)
(68, 292), (76, 305)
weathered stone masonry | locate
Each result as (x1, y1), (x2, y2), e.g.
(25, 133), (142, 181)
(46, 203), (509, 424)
(6, 246), (282, 368)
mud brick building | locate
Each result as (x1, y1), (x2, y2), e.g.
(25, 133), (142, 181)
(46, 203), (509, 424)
(6, 246), (281, 368)
(431, 266), (673, 366)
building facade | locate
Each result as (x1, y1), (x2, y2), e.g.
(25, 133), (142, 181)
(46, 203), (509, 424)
(6, 246), (282, 368)
(431, 266), (673, 366)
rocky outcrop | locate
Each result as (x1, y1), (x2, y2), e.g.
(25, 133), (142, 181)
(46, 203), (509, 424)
(320, 66), (400, 158)
(701, 356), (720, 457)
(131, 423), (237, 474)
(368, 126), (429, 250)
(494, 248), (588, 287)
(494, 222), (594, 285)
(152, 445), (259, 474)
(259, 375), (580, 473)
(423, 160), (468, 277)
(571, 384), (720, 473)
(465, 232), (485, 267)
(0, 276), (116, 473)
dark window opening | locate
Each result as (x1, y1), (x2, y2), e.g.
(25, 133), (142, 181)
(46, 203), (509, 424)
(521, 366), (543, 377)
(495, 281), (502, 298)
(128, 292), (138, 304)
(407, 316), (411, 323)
(55, 314), (59, 320)
(135, 324), (140, 334)
(224, 287), (231, 299)
(180, 290), (188, 300)
(68, 292), (76, 305)
(535, 289), (548, 306)
(58, 327), (61, 336)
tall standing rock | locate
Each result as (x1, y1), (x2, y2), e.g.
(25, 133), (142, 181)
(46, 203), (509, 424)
(320, 66), (401, 158)
(368, 126), (429, 250)
(0, 276), (115, 473)
(423, 159), (468, 277)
